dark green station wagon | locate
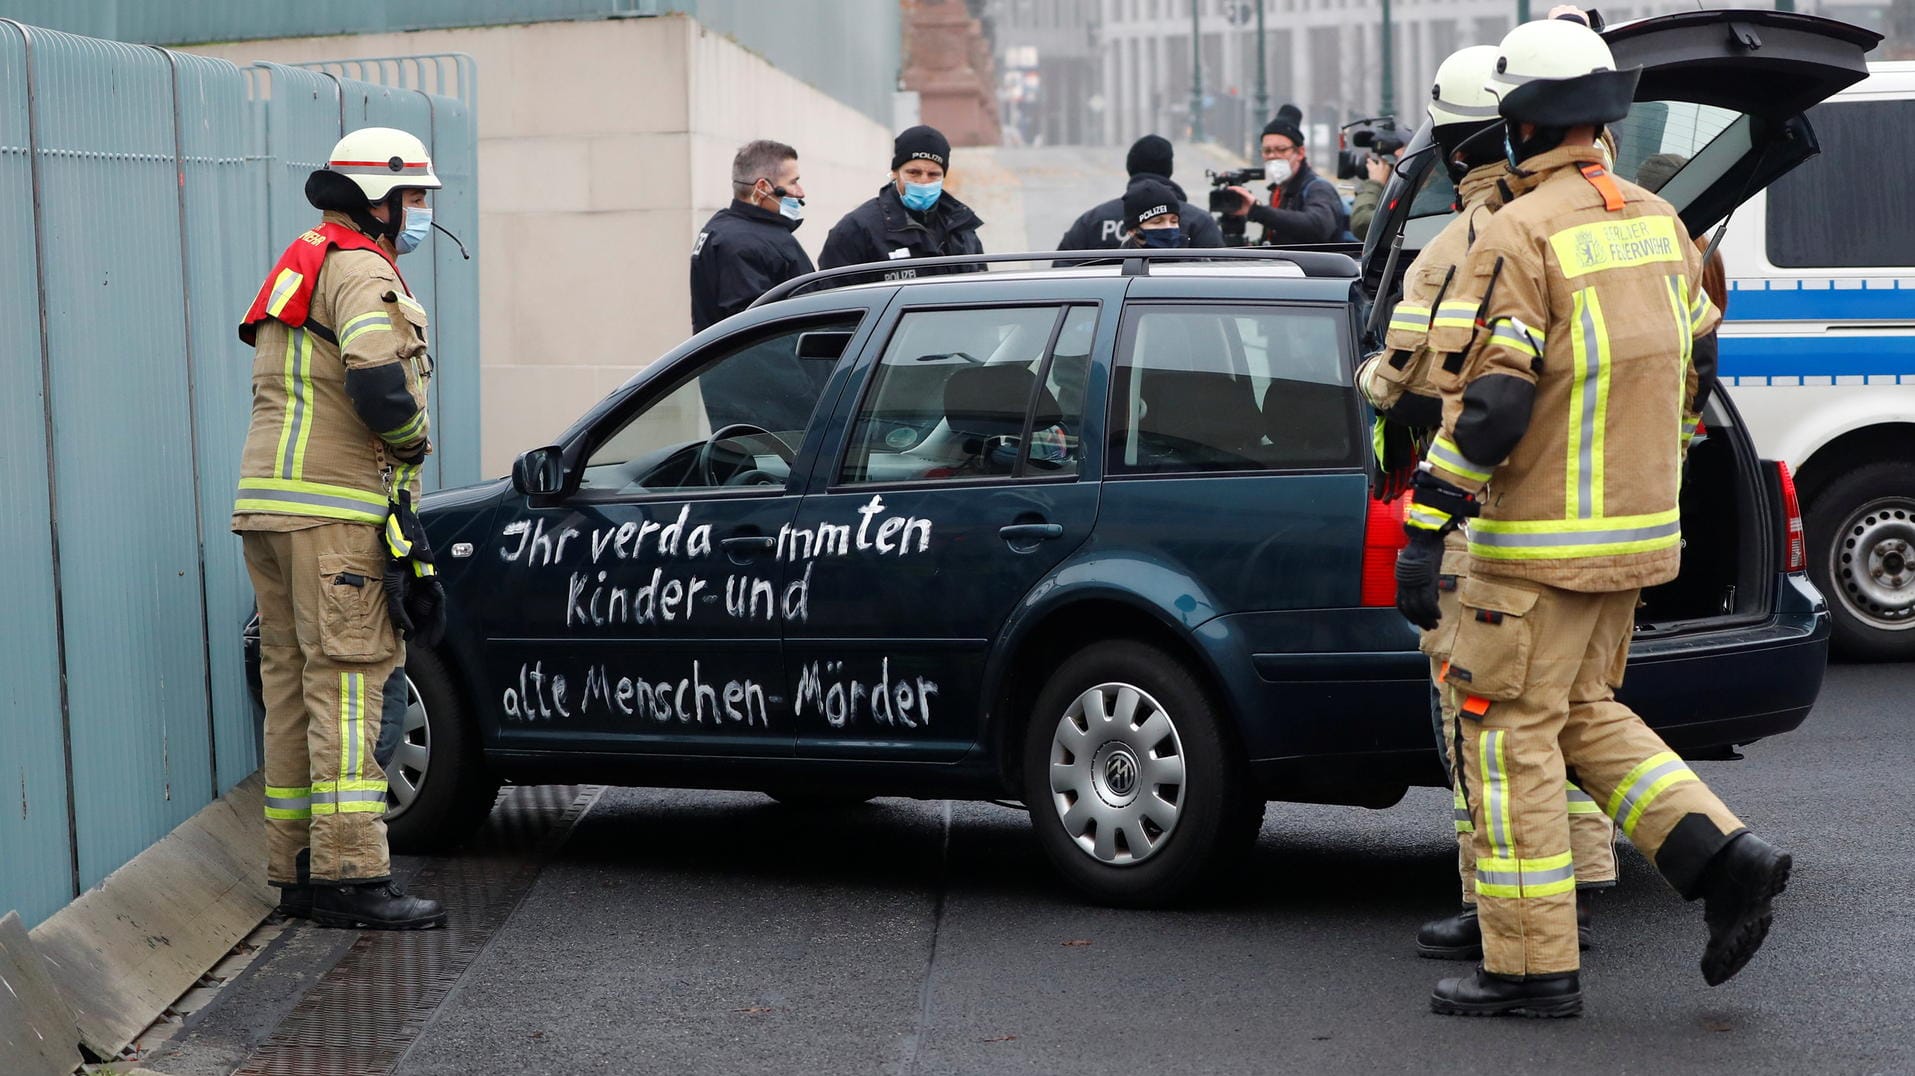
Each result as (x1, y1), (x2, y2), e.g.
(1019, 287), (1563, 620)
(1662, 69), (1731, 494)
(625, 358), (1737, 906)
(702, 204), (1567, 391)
(252, 9), (1875, 906)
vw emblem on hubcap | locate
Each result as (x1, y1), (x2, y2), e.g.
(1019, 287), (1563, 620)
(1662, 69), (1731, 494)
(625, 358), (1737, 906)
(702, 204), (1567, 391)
(1104, 752), (1138, 797)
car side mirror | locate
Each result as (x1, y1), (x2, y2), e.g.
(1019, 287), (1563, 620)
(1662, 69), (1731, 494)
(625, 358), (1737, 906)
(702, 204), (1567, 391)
(512, 445), (567, 496)
(796, 330), (854, 361)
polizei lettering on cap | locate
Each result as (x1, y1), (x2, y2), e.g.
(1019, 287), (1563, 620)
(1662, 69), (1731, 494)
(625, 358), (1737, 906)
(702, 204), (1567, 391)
(909, 151), (944, 163)
(1140, 204), (1171, 219)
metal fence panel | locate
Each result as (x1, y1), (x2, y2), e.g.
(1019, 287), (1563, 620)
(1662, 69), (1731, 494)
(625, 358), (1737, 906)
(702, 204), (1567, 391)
(0, 1), (652, 44)
(0, 19), (78, 929)
(170, 49), (266, 795)
(0, 26), (480, 925)
(25, 26), (217, 887)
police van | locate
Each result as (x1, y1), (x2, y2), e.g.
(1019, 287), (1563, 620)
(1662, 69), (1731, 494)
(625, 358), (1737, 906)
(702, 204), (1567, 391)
(1715, 61), (1915, 660)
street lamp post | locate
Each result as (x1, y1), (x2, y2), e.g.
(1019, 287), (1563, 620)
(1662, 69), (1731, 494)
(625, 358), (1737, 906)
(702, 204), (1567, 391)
(1254, 0), (1269, 127)
(1517, 0), (1532, 22)
(1380, 0), (1395, 117)
(1190, 0), (1206, 141)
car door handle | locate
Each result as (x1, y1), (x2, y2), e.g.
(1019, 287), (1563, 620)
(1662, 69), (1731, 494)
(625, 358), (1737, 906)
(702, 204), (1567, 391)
(721, 535), (776, 560)
(999, 523), (1063, 542)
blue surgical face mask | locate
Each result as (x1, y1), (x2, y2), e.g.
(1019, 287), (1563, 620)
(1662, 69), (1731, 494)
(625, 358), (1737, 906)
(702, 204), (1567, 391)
(1504, 129), (1522, 171)
(395, 204), (432, 255)
(778, 195), (805, 223)
(900, 178), (943, 212)
(1139, 225), (1185, 248)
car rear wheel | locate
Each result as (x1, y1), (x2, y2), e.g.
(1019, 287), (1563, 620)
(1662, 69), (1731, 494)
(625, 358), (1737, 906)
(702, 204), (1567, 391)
(1022, 640), (1261, 907)
(386, 648), (502, 853)
(1806, 461), (1915, 661)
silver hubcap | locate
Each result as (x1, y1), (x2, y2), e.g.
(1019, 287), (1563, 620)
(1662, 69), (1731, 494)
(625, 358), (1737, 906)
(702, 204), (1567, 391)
(1832, 498), (1915, 630)
(387, 675), (431, 818)
(1048, 682), (1186, 866)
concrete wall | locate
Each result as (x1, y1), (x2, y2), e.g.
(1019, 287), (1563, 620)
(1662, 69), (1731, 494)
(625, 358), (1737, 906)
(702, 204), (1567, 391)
(189, 15), (894, 475)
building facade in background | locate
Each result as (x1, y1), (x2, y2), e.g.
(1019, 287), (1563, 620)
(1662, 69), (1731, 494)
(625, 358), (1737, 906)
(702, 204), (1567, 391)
(984, 0), (1904, 155)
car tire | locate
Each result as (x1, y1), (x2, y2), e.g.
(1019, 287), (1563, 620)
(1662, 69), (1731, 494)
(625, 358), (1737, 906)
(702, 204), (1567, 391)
(1021, 639), (1262, 908)
(386, 647), (502, 853)
(1805, 461), (1915, 661)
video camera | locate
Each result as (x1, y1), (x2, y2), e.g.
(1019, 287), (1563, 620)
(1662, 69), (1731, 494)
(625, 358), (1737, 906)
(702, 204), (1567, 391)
(1205, 167), (1269, 247)
(1337, 117), (1405, 180)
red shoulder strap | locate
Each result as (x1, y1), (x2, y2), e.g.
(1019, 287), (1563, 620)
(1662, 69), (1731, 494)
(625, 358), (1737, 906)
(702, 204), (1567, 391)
(1577, 162), (1625, 212)
(239, 223), (404, 344)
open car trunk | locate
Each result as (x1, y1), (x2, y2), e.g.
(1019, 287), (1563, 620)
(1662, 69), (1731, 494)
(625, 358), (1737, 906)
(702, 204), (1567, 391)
(1634, 390), (1776, 634)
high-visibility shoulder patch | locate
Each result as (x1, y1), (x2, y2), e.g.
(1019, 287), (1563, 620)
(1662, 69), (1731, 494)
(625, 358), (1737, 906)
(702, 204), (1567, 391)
(264, 268), (304, 318)
(1577, 162), (1625, 211)
(1549, 214), (1684, 280)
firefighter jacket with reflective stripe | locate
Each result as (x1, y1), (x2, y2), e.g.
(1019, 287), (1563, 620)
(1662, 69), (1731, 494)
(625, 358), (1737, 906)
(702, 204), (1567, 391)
(1417, 145), (1720, 592)
(233, 211), (432, 532)
(1356, 162), (1509, 415)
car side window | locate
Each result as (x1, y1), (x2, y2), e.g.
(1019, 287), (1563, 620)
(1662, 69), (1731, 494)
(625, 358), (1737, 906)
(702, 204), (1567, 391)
(839, 305), (1096, 484)
(578, 316), (860, 496)
(1109, 304), (1357, 474)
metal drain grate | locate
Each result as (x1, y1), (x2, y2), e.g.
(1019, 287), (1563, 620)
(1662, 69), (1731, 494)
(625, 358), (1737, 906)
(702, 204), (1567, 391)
(232, 784), (599, 1076)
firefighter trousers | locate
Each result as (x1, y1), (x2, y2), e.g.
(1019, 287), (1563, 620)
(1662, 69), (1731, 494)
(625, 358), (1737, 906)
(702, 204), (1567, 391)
(243, 523), (398, 885)
(1447, 572), (1746, 976)
(1423, 552), (1617, 904)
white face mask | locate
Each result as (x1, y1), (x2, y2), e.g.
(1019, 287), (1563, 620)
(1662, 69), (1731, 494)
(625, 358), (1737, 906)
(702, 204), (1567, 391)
(1265, 158), (1294, 185)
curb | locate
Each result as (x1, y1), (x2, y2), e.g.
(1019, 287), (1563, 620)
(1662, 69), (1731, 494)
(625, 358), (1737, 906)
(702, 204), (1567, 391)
(0, 773), (272, 1071)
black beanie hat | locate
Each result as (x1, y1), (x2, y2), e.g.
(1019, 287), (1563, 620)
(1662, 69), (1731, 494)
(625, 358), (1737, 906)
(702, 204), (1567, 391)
(1123, 177), (1181, 231)
(1126, 134), (1174, 178)
(892, 125), (951, 171)
(1262, 114), (1305, 148)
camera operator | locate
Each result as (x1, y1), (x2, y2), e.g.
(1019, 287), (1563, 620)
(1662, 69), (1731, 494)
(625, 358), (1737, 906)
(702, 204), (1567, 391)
(1223, 114), (1352, 244)
(1350, 143), (1404, 242)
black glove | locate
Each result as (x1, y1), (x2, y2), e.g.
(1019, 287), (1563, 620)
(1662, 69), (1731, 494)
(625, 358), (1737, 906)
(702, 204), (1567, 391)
(1395, 529), (1447, 631)
(392, 437), (431, 466)
(404, 575), (447, 649)
(382, 560), (414, 638)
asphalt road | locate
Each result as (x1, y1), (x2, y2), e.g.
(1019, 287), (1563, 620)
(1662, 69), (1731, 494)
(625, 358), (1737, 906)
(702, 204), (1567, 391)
(153, 662), (1915, 1075)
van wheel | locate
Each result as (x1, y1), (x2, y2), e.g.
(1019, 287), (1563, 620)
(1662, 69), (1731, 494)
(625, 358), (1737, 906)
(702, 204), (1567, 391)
(386, 648), (501, 853)
(1022, 640), (1261, 907)
(1806, 461), (1915, 661)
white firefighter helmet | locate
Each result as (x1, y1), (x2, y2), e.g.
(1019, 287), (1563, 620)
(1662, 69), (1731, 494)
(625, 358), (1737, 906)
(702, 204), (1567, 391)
(1428, 45), (1503, 130)
(325, 127), (442, 202)
(1487, 19), (1639, 128)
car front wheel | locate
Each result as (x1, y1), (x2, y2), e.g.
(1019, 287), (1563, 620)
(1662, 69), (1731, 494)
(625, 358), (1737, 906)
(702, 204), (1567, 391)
(1806, 461), (1915, 661)
(1021, 640), (1261, 907)
(385, 647), (502, 853)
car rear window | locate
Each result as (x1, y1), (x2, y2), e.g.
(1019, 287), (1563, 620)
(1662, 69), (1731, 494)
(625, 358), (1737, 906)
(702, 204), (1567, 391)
(1108, 304), (1357, 475)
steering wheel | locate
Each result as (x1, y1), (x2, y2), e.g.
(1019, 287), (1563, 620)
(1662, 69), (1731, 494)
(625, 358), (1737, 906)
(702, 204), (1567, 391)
(695, 422), (796, 487)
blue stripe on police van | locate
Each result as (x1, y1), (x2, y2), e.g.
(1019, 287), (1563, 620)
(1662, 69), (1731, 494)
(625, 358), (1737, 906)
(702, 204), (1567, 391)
(1724, 281), (1912, 323)
(1719, 335), (1915, 383)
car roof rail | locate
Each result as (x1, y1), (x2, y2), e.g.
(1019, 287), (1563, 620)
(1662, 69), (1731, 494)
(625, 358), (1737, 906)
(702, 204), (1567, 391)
(749, 247), (1360, 308)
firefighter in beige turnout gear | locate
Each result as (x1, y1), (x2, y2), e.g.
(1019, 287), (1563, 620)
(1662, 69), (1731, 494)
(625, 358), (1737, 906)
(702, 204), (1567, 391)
(1356, 41), (1618, 964)
(234, 127), (447, 930)
(1391, 20), (1792, 1017)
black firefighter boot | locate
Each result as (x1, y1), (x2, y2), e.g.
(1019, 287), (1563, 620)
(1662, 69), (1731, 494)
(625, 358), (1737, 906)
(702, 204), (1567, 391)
(274, 849), (313, 920)
(1431, 969), (1582, 1018)
(1699, 832), (1792, 986)
(1417, 898), (1595, 960)
(312, 880), (447, 931)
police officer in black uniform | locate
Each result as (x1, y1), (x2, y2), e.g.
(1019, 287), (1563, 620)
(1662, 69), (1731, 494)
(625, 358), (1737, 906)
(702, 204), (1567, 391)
(1056, 135), (1224, 256)
(819, 125), (984, 278)
(690, 139), (815, 333)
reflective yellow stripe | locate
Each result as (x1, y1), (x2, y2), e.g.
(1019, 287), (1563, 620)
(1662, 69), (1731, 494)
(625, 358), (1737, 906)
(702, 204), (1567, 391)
(382, 408), (427, 444)
(264, 783), (312, 821)
(264, 268), (303, 318)
(291, 330), (315, 479)
(1566, 287), (1611, 521)
(1549, 214), (1685, 279)
(1565, 782), (1601, 815)
(1480, 730), (1511, 861)
(1433, 298), (1478, 329)
(339, 672), (353, 785)
(1475, 851), (1577, 898)
(1428, 436), (1493, 483)
(1407, 504), (1453, 531)
(385, 514), (412, 559)
(391, 290), (427, 319)
(339, 311), (393, 349)
(1467, 508), (1681, 560)
(1389, 303), (1432, 332)
(1486, 318), (1542, 359)
(1608, 751), (1699, 838)
(1453, 784), (1474, 834)
(235, 476), (388, 524)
